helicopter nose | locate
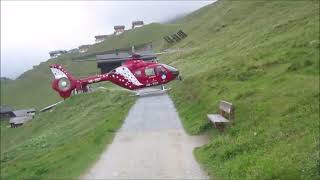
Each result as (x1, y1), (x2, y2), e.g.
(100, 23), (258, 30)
(171, 69), (179, 78)
(161, 64), (179, 79)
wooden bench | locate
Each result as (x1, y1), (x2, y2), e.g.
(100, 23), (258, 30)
(207, 100), (235, 132)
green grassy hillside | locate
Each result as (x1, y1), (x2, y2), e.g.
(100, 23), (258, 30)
(1, 90), (134, 179)
(161, 0), (319, 179)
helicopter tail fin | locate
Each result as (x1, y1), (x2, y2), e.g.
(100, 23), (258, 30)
(49, 64), (78, 99)
(49, 64), (76, 80)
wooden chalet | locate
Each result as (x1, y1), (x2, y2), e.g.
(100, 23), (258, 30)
(9, 108), (36, 128)
(114, 25), (125, 35)
(132, 21), (144, 29)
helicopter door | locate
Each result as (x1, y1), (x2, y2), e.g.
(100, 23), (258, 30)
(144, 67), (158, 86)
(155, 66), (167, 83)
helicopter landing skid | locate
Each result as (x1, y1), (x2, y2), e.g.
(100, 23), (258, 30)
(130, 87), (171, 97)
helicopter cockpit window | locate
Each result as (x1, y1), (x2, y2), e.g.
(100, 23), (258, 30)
(161, 64), (178, 72)
(155, 66), (166, 75)
(145, 68), (155, 76)
(134, 70), (142, 77)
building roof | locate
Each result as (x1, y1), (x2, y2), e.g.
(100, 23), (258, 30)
(132, 21), (144, 25)
(13, 108), (36, 117)
(95, 35), (109, 39)
(49, 50), (67, 54)
(114, 25), (125, 30)
(0, 106), (13, 113)
(9, 116), (33, 124)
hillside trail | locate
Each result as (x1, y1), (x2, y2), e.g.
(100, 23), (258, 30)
(81, 90), (209, 179)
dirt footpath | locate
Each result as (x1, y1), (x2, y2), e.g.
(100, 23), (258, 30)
(82, 93), (209, 179)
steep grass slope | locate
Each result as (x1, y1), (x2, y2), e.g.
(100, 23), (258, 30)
(0, 90), (135, 179)
(161, 0), (319, 179)
(0, 23), (180, 110)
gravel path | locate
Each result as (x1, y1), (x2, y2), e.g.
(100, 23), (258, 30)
(82, 93), (209, 179)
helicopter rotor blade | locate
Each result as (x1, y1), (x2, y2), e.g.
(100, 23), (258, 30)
(140, 49), (180, 56)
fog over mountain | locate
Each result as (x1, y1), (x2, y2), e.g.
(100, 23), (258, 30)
(1, 1), (213, 79)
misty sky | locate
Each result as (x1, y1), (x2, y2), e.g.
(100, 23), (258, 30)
(1, 1), (213, 79)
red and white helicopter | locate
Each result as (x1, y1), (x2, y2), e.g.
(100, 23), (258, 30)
(49, 53), (180, 99)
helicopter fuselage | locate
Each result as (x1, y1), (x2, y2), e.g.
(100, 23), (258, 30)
(49, 58), (179, 99)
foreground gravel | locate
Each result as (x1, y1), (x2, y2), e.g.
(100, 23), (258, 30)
(82, 93), (209, 179)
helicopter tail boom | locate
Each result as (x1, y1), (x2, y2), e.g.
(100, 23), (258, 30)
(49, 64), (112, 99)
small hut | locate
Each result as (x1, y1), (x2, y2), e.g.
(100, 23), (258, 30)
(132, 21), (144, 29)
(9, 108), (36, 128)
(49, 50), (67, 58)
(9, 116), (33, 128)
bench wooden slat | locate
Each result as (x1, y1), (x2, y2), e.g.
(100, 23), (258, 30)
(219, 100), (233, 113)
(207, 114), (230, 123)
